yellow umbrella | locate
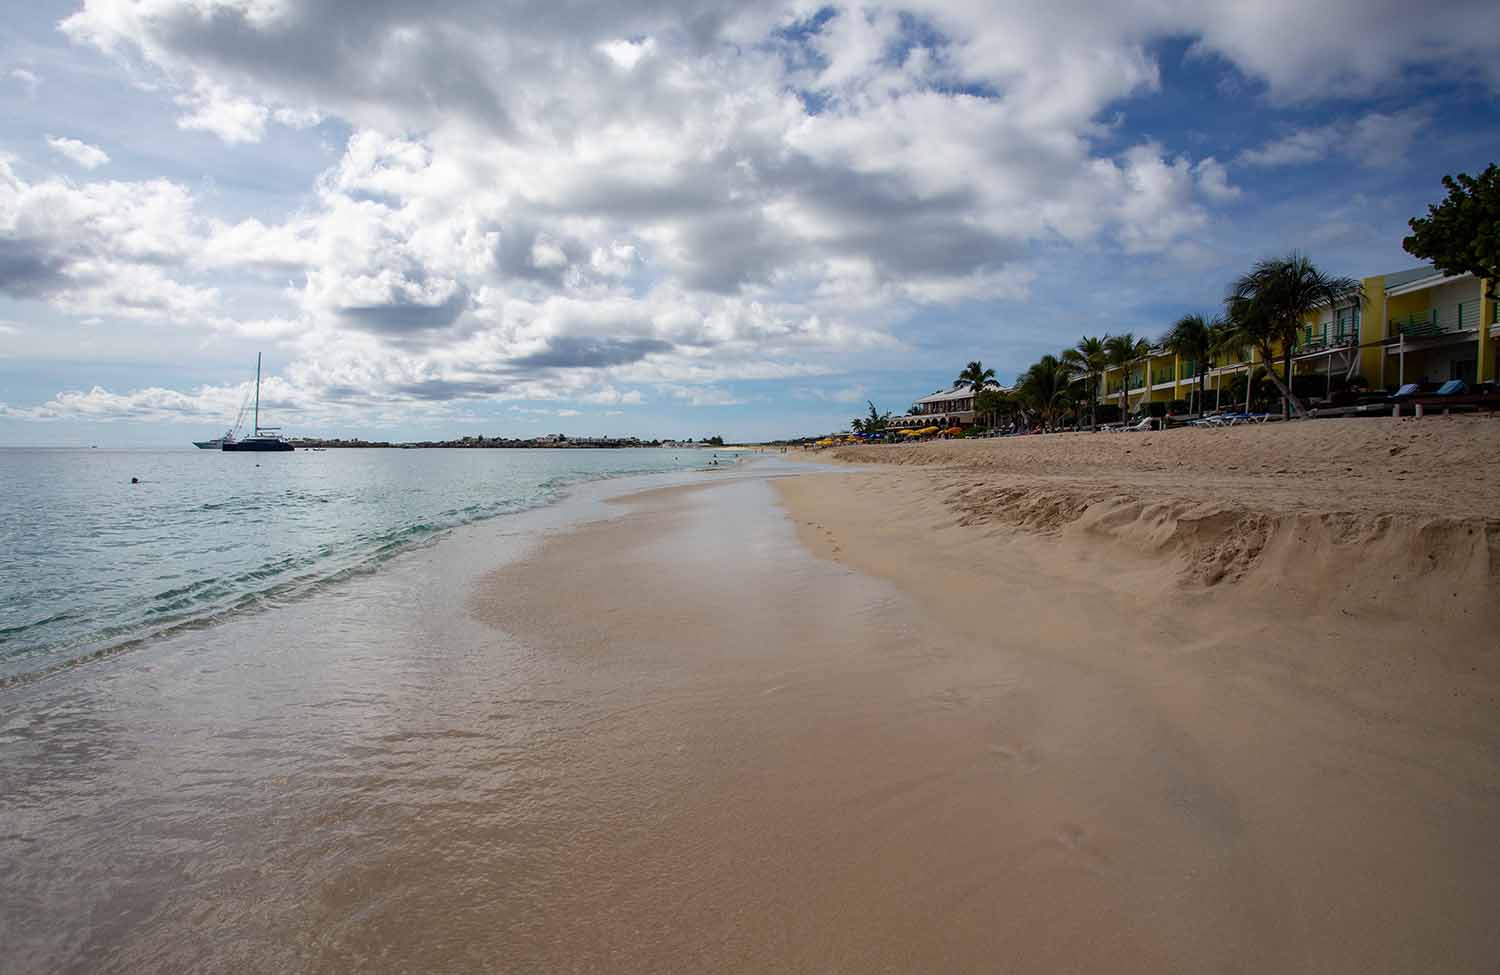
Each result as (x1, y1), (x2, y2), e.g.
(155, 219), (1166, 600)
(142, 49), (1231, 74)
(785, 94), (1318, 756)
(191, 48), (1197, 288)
(918, 426), (941, 435)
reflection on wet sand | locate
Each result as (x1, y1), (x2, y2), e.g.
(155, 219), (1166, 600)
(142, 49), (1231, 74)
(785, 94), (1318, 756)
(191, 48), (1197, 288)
(6, 465), (1499, 973)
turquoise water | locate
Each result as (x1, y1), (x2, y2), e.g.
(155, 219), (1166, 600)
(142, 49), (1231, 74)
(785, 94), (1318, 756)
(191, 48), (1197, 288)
(0, 447), (717, 686)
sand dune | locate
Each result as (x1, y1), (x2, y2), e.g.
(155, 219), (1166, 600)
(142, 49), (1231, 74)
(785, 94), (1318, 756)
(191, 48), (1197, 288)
(829, 416), (1500, 518)
(826, 416), (1500, 599)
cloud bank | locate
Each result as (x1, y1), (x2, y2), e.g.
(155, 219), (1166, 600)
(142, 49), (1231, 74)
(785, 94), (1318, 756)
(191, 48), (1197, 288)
(5, 0), (1497, 423)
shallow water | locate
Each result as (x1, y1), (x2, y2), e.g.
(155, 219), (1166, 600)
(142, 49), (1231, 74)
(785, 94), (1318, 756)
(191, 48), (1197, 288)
(0, 447), (715, 686)
(0, 462), (802, 974)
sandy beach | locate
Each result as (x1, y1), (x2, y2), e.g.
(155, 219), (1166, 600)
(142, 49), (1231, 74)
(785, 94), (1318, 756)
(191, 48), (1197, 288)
(466, 417), (1500, 972)
(5, 421), (1498, 973)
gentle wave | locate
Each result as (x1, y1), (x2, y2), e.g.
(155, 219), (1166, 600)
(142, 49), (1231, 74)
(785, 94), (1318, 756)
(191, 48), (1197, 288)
(0, 611), (79, 643)
(0, 449), (717, 689)
(1, 513), (515, 688)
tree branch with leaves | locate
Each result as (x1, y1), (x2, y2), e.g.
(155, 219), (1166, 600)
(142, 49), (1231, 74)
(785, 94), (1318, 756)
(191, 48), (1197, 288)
(1404, 163), (1500, 301)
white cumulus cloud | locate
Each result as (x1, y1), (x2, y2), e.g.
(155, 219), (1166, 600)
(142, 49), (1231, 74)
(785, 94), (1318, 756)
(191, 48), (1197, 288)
(45, 135), (110, 169)
(13, 0), (1496, 424)
(10, 68), (40, 95)
(1238, 108), (1432, 168)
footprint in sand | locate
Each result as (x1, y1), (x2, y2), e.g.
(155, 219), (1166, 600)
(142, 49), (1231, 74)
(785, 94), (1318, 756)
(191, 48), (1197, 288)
(932, 687), (970, 708)
(1054, 823), (1113, 872)
(988, 742), (1040, 771)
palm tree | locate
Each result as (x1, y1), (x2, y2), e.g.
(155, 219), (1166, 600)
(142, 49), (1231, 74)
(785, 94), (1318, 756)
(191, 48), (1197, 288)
(956, 360), (996, 394)
(1206, 316), (1246, 412)
(1161, 314), (1219, 416)
(850, 399), (890, 435)
(1019, 355), (1074, 430)
(1227, 253), (1361, 418)
(1103, 332), (1152, 420)
(1061, 335), (1108, 429)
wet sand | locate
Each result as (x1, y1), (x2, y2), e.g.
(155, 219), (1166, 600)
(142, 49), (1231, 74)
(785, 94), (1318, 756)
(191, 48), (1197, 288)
(468, 467), (1500, 972)
(5, 456), (1499, 973)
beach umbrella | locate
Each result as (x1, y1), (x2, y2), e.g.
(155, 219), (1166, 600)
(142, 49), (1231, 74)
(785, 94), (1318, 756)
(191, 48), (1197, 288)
(944, 426), (963, 436)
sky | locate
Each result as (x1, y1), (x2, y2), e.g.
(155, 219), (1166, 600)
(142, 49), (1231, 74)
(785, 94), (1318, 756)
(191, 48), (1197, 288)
(1, 1), (1498, 444)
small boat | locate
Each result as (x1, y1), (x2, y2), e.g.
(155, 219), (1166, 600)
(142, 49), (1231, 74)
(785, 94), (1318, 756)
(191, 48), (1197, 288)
(194, 434), (234, 449)
(223, 354), (293, 452)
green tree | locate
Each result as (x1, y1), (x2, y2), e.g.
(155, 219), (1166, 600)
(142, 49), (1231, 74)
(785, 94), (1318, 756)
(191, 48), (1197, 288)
(955, 360), (996, 393)
(1019, 355), (1074, 430)
(850, 400), (891, 434)
(973, 386), (1015, 429)
(1161, 314), (1219, 415)
(1404, 163), (1500, 300)
(1207, 316), (1249, 412)
(1227, 253), (1361, 419)
(1061, 335), (1108, 429)
(1222, 364), (1277, 413)
(1104, 332), (1152, 420)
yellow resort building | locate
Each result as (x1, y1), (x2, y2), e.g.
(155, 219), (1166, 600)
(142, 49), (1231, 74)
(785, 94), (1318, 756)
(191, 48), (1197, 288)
(1099, 265), (1497, 415)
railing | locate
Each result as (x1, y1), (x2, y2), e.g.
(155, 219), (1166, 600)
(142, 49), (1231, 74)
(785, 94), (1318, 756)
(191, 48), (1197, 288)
(1394, 300), (1484, 338)
(1104, 369), (1153, 394)
(1300, 324), (1359, 347)
(1299, 305), (1362, 348)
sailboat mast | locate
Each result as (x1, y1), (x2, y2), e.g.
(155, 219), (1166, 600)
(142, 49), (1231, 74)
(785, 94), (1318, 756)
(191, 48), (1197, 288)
(254, 353), (261, 434)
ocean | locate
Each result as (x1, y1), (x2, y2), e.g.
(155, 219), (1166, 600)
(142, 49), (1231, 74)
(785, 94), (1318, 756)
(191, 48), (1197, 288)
(0, 446), (719, 687)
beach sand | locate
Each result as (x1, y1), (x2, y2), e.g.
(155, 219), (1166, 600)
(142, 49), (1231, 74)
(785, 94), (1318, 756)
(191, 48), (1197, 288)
(467, 418), (1500, 972)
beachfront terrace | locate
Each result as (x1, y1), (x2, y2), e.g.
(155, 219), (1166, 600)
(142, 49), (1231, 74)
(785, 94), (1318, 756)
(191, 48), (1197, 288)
(883, 382), (1004, 429)
(1390, 298), (1489, 338)
(1371, 271), (1496, 388)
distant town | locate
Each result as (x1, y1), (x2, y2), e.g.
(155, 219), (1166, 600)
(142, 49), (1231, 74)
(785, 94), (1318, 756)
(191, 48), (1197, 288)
(285, 434), (729, 449)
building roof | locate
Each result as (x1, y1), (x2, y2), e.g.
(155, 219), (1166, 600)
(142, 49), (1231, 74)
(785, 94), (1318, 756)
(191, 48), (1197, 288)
(1380, 265), (1435, 290)
(912, 382), (1003, 405)
(1384, 267), (1476, 298)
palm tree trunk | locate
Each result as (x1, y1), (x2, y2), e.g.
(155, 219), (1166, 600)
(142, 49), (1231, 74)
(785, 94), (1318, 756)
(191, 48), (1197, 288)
(1261, 344), (1308, 418)
(1281, 347), (1292, 419)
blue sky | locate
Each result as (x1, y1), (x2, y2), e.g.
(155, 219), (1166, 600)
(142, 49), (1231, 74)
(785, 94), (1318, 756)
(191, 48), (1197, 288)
(1, 1), (1497, 444)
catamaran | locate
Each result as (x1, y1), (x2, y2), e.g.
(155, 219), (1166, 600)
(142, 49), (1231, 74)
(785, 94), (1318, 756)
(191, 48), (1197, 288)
(194, 388), (250, 448)
(222, 353), (294, 452)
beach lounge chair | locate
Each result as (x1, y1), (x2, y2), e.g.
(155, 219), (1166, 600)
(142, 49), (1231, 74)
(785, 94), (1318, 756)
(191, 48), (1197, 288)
(1435, 380), (1467, 397)
(1388, 383), (1422, 401)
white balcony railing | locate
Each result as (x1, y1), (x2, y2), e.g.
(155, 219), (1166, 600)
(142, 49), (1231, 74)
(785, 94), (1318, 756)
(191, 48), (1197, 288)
(1393, 299), (1484, 338)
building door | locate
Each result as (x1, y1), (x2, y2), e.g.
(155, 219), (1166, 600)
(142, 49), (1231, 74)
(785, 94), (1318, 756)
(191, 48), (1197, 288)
(1453, 358), (1477, 385)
